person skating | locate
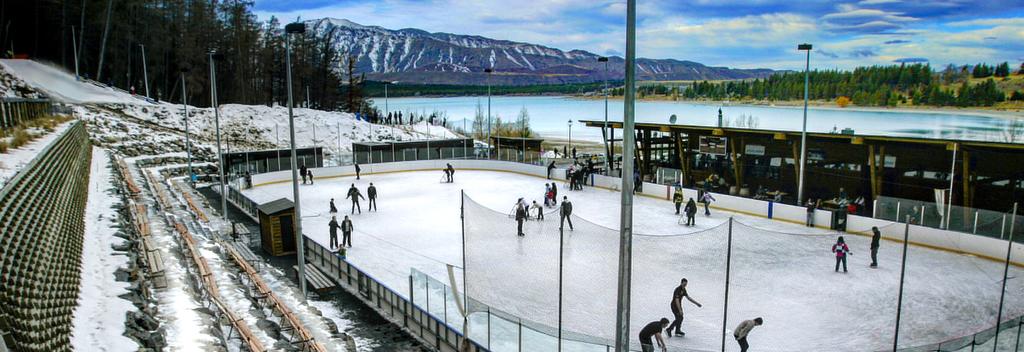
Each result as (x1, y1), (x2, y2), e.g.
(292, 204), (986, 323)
(329, 198), (338, 214)
(734, 317), (763, 352)
(701, 191), (716, 216)
(832, 236), (851, 273)
(673, 188), (684, 214)
(307, 169), (314, 184)
(367, 183), (378, 212)
(568, 165), (577, 191)
(666, 278), (702, 337)
(300, 164), (308, 184)
(531, 200), (544, 220)
(354, 163), (361, 180)
(870, 227), (881, 268)
(341, 215), (354, 247)
(547, 160), (556, 179)
(551, 183), (558, 204)
(328, 216), (341, 250)
(446, 163), (455, 183)
(560, 196), (574, 231)
(638, 318), (670, 352)
(515, 204), (527, 237)
(684, 198), (697, 226)
(346, 184), (365, 214)
(806, 199), (816, 227)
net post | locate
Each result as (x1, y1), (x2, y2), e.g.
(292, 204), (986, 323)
(994, 202), (1018, 352)
(894, 217), (911, 351)
(518, 318), (522, 352)
(462, 189), (469, 340)
(487, 307), (491, 350)
(722, 217), (733, 352)
(559, 224), (564, 352)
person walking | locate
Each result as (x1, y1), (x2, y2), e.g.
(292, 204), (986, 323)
(870, 226), (881, 268)
(328, 216), (340, 250)
(515, 204), (527, 237)
(367, 183), (378, 212)
(634, 169), (643, 193)
(832, 236), (851, 273)
(531, 200), (544, 220)
(673, 188), (684, 214)
(685, 198), (698, 226)
(734, 317), (763, 352)
(806, 199), (816, 227)
(329, 198), (338, 214)
(446, 163), (455, 183)
(341, 215), (354, 248)
(666, 278), (702, 337)
(346, 184), (365, 214)
(560, 196), (574, 231)
(354, 163), (361, 180)
(701, 191), (716, 216)
(639, 318), (670, 352)
(547, 160), (556, 179)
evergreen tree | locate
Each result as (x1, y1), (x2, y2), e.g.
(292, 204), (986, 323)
(994, 62), (1011, 77)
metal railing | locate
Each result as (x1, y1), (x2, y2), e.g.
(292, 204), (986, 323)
(875, 196), (1022, 242)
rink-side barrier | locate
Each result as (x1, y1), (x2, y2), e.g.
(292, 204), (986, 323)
(244, 159), (1024, 268)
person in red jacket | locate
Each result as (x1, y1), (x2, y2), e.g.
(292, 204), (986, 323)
(832, 236), (851, 273)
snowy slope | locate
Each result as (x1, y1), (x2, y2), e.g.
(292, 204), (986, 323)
(0, 59), (150, 104)
(0, 121), (75, 189)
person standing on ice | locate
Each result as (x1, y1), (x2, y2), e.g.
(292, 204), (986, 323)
(733, 317), (763, 352)
(806, 198), (816, 227)
(547, 160), (556, 179)
(638, 318), (670, 352)
(870, 227), (881, 268)
(347, 184), (365, 214)
(832, 236), (851, 273)
(531, 200), (544, 220)
(666, 278), (702, 337)
(300, 164), (308, 184)
(328, 216), (341, 250)
(551, 182), (558, 204)
(673, 187), (684, 214)
(341, 215), (354, 248)
(354, 163), (361, 180)
(560, 196), (574, 231)
(367, 183), (378, 211)
(685, 198), (697, 226)
(701, 191), (716, 216)
(307, 169), (314, 184)
(515, 203), (527, 237)
(446, 163), (455, 183)
(329, 198), (338, 214)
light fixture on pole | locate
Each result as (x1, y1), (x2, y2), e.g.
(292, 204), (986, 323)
(208, 50), (228, 222)
(181, 68), (193, 187)
(598, 56), (610, 174)
(285, 21), (309, 300)
(567, 120), (573, 157)
(796, 43), (812, 205)
(485, 68), (493, 159)
(139, 44), (150, 99)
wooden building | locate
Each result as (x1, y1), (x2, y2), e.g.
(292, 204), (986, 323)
(257, 198), (296, 256)
(489, 136), (545, 162)
(352, 138), (474, 163)
(580, 120), (1024, 213)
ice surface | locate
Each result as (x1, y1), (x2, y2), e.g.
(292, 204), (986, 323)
(241, 169), (1024, 351)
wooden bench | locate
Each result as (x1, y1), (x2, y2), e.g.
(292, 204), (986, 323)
(141, 237), (166, 288)
(232, 222), (254, 245)
(231, 242), (263, 272)
(293, 264), (335, 293)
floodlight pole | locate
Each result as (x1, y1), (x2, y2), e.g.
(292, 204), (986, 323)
(71, 26), (80, 79)
(614, 0), (637, 350)
(140, 44), (150, 98)
(285, 22), (308, 300)
(181, 70), (193, 186)
(209, 52), (228, 222)
(599, 56), (610, 174)
(796, 43), (812, 205)
(485, 68), (493, 159)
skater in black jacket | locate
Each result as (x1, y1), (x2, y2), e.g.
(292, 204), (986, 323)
(684, 198), (697, 226)
(515, 204), (527, 236)
(346, 184), (365, 214)
(328, 216), (340, 249)
(341, 216), (354, 247)
(367, 183), (378, 211)
(355, 163), (361, 180)
(870, 227), (881, 267)
(329, 198), (338, 214)
(560, 196), (574, 231)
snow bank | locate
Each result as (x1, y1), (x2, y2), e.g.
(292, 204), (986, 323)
(0, 121), (75, 189)
(71, 148), (138, 351)
(0, 59), (148, 104)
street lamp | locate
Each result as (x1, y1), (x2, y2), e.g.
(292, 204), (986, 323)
(181, 68), (193, 187)
(485, 68), (493, 158)
(567, 119), (573, 159)
(285, 21), (309, 300)
(598, 56), (610, 174)
(139, 44), (150, 99)
(797, 43), (812, 205)
(208, 50), (227, 222)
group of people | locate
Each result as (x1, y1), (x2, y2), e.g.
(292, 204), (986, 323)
(299, 164), (315, 184)
(511, 194), (573, 236)
(325, 181), (379, 251)
(543, 183), (558, 207)
(641, 277), (763, 352)
(566, 159), (596, 191)
(442, 163), (455, 183)
(831, 226), (882, 272)
(673, 187), (716, 226)
(378, 111), (448, 128)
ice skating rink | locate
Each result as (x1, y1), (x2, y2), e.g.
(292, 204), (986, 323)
(242, 169), (1024, 351)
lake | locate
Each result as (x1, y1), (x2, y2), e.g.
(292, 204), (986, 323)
(371, 96), (1023, 143)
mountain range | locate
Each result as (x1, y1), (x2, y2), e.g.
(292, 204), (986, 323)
(306, 18), (776, 86)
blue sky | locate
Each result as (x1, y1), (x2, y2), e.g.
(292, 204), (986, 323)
(253, 0), (1024, 71)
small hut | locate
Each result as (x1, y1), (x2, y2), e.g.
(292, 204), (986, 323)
(257, 198), (296, 256)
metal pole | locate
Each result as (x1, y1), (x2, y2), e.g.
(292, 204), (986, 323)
(71, 26), (79, 79)
(285, 34), (308, 300)
(182, 72), (192, 186)
(797, 45), (811, 204)
(1002, 214), (1008, 240)
(140, 44), (150, 98)
(559, 224), (564, 352)
(95, 0), (113, 81)
(896, 201), (902, 223)
(461, 190), (468, 337)
(893, 217), (911, 351)
(614, 0), (637, 350)
(604, 60), (610, 174)
(487, 70), (492, 159)
(994, 202), (1018, 352)
(209, 53), (228, 221)
(276, 123), (282, 171)
(945, 143), (957, 229)
(973, 211), (979, 235)
(721, 217), (734, 352)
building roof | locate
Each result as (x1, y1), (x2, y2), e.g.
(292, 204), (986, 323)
(257, 198), (294, 215)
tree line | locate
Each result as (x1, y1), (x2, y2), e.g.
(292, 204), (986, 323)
(1, 0), (373, 113)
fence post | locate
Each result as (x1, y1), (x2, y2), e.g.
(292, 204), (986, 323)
(973, 211), (979, 235)
(921, 207), (926, 226)
(487, 307), (491, 350)
(896, 202), (902, 222)
(873, 199), (879, 219)
(893, 217), (911, 351)
(994, 202), (1018, 352)
(721, 217), (733, 352)
(1002, 214), (1008, 240)
(1013, 319), (1021, 352)
(518, 319), (522, 352)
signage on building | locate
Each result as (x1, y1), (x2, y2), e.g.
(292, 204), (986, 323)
(699, 136), (728, 155)
(744, 144), (766, 156)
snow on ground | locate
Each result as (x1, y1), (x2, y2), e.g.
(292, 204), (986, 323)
(0, 121), (74, 188)
(242, 169), (1024, 351)
(71, 148), (138, 351)
(0, 59), (148, 104)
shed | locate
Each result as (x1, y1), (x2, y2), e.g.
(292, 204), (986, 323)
(257, 198), (296, 256)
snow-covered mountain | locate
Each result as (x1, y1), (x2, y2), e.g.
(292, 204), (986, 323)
(306, 18), (775, 85)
